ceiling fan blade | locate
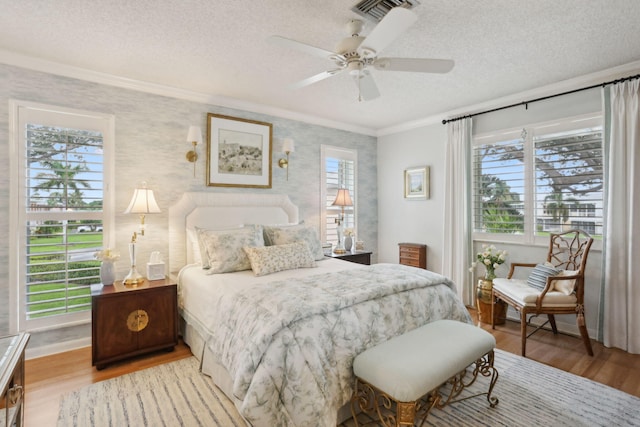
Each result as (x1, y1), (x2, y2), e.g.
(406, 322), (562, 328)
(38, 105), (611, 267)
(268, 35), (336, 59)
(359, 7), (418, 56)
(353, 70), (380, 101)
(374, 57), (455, 73)
(289, 69), (344, 90)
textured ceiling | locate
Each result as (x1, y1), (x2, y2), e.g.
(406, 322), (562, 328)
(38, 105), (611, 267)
(1, 0), (640, 133)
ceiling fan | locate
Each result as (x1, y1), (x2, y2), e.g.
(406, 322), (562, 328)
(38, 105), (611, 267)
(269, 7), (454, 101)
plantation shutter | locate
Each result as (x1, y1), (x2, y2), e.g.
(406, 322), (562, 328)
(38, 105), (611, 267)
(472, 135), (526, 235)
(11, 101), (113, 331)
(532, 124), (604, 235)
(472, 114), (603, 244)
(321, 145), (357, 245)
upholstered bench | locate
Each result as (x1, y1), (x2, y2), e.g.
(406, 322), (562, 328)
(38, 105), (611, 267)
(350, 319), (499, 426)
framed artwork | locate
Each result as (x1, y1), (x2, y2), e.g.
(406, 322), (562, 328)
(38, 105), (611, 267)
(404, 166), (430, 199)
(206, 113), (272, 188)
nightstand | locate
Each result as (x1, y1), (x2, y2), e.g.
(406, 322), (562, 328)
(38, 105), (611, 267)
(91, 277), (178, 370)
(326, 250), (372, 265)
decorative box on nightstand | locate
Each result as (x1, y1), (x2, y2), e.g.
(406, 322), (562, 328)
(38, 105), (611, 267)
(91, 277), (178, 370)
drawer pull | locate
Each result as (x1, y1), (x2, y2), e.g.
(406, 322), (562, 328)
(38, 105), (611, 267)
(9, 385), (23, 405)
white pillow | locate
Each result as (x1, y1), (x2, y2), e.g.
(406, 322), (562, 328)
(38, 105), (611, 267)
(243, 241), (317, 276)
(553, 270), (577, 295)
(198, 225), (264, 274)
(263, 224), (324, 260)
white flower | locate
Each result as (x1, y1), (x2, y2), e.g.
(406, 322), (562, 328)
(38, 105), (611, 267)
(470, 245), (508, 278)
(95, 248), (120, 262)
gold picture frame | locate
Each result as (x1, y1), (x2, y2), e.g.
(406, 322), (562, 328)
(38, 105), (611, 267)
(404, 166), (429, 199)
(206, 113), (272, 188)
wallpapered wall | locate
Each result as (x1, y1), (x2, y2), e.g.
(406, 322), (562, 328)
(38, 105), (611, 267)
(0, 63), (378, 354)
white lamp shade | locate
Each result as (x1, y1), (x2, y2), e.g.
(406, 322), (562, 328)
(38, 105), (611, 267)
(282, 138), (295, 153)
(124, 186), (161, 214)
(332, 188), (353, 207)
(187, 125), (203, 144)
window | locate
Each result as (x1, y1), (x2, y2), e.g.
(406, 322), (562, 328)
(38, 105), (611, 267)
(320, 145), (357, 245)
(472, 113), (603, 245)
(10, 101), (114, 332)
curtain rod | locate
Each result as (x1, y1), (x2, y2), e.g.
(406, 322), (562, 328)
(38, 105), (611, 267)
(442, 72), (640, 125)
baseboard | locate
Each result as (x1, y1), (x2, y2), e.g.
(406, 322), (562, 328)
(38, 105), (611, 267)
(25, 337), (91, 360)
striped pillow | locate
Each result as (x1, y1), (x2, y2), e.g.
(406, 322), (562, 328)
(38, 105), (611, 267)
(527, 263), (561, 291)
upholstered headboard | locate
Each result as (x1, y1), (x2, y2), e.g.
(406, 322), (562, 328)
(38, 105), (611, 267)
(168, 192), (298, 272)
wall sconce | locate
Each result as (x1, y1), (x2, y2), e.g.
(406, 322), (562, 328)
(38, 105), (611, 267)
(331, 188), (353, 254)
(278, 138), (295, 180)
(186, 125), (203, 177)
(123, 182), (161, 286)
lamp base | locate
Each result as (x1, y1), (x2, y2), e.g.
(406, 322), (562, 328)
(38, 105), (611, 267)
(333, 244), (347, 254)
(123, 267), (145, 287)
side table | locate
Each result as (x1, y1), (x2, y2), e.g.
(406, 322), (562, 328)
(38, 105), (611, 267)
(326, 250), (372, 265)
(0, 332), (30, 427)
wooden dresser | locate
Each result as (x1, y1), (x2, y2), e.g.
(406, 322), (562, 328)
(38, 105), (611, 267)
(398, 243), (427, 269)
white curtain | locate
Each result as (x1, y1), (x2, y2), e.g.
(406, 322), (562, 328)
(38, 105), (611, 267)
(604, 80), (640, 354)
(443, 118), (473, 305)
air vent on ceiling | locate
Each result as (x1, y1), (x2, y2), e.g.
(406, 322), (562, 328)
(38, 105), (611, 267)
(351, 0), (420, 22)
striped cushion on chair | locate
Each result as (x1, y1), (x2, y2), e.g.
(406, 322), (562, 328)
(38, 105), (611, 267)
(526, 263), (561, 291)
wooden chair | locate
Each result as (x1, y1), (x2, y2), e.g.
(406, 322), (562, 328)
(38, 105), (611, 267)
(491, 229), (594, 357)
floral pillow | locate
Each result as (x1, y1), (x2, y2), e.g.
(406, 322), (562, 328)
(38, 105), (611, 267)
(263, 224), (325, 261)
(243, 241), (317, 276)
(192, 225), (244, 268)
(198, 225), (264, 274)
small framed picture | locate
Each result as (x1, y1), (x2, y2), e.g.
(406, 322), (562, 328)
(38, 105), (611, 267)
(404, 166), (429, 200)
(206, 113), (272, 188)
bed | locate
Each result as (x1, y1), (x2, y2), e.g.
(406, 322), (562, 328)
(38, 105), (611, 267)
(169, 192), (472, 427)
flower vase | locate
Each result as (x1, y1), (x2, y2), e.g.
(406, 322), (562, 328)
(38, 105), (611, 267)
(100, 260), (116, 286)
(476, 279), (506, 325)
(344, 236), (353, 252)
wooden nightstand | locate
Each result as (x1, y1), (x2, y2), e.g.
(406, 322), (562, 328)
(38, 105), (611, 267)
(398, 243), (427, 269)
(91, 277), (178, 370)
(326, 250), (372, 265)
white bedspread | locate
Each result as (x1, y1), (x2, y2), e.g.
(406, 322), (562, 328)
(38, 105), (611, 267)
(178, 261), (471, 427)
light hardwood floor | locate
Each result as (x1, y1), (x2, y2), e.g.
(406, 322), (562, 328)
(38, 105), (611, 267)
(25, 309), (640, 427)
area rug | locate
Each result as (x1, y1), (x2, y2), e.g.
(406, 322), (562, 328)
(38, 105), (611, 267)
(58, 350), (640, 427)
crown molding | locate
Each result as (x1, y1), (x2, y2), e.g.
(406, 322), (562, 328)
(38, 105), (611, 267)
(377, 60), (640, 137)
(0, 48), (377, 137)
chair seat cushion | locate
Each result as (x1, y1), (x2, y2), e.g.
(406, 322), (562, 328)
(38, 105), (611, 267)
(492, 278), (577, 307)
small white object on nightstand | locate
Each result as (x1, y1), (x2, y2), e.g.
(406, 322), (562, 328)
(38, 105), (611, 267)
(147, 251), (165, 280)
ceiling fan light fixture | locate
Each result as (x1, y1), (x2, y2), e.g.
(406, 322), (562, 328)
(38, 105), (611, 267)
(347, 61), (363, 75)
